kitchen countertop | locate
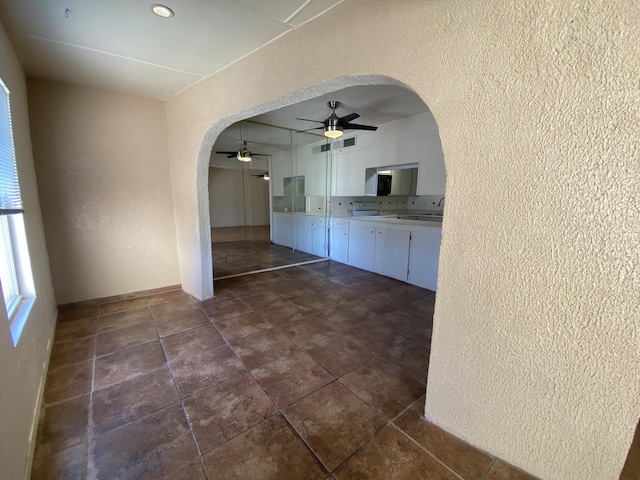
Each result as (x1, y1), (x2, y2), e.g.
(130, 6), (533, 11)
(273, 210), (443, 226)
(346, 215), (442, 227)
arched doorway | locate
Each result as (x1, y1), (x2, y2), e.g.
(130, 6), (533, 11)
(196, 76), (445, 299)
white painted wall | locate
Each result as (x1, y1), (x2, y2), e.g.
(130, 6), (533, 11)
(208, 167), (269, 227)
(165, 2), (640, 479)
(332, 111), (445, 196)
(0, 24), (58, 480)
(27, 78), (180, 304)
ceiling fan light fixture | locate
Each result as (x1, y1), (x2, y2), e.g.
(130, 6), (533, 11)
(151, 4), (174, 18)
(263, 173), (270, 180)
(237, 149), (252, 162)
(324, 114), (343, 138)
(324, 126), (343, 139)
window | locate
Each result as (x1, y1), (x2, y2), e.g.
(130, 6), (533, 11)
(0, 78), (35, 345)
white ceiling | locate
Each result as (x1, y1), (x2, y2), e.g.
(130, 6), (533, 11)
(0, 0), (343, 100)
(0, 0), (429, 157)
(211, 84), (429, 156)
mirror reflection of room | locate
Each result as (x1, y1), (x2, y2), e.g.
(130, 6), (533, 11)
(209, 121), (330, 279)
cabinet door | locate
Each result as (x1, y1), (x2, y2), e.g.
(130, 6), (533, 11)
(330, 227), (349, 264)
(348, 224), (376, 271)
(374, 227), (410, 280)
(273, 213), (293, 248)
(311, 217), (328, 257)
(407, 226), (442, 291)
(296, 216), (313, 254)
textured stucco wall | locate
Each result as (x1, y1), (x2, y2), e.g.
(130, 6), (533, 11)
(165, 1), (639, 479)
(0, 22), (58, 480)
(28, 78), (181, 304)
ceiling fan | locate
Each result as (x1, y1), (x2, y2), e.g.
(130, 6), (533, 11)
(215, 140), (270, 162)
(297, 100), (378, 138)
(251, 173), (270, 180)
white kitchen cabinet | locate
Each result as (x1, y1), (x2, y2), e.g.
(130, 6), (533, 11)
(272, 212), (293, 248)
(330, 219), (349, 263)
(348, 223), (376, 271)
(337, 217), (441, 291)
(311, 216), (328, 257)
(374, 227), (410, 281)
(407, 226), (442, 290)
(295, 215), (313, 254)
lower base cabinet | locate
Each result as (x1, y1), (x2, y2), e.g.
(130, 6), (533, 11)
(295, 216), (313, 253)
(374, 227), (410, 281)
(348, 224), (375, 271)
(273, 212), (293, 248)
(348, 225), (411, 281)
(281, 214), (441, 292)
(311, 217), (328, 257)
(341, 220), (441, 291)
(407, 227), (441, 291)
(330, 219), (349, 263)
(273, 213), (329, 257)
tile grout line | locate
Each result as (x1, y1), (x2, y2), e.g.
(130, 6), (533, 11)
(86, 317), (99, 479)
(393, 424), (466, 480)
(155, 315), (212, 480)
(217, 276), (432, 472)
(480, 457), (497, 480)
(46, 265), (438, 478)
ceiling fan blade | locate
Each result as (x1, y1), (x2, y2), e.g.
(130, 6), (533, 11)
(296, 127), (323, 133)
(343, 123), (378, 131)
(250, 153), (270, 157)
(216, 150), (239, 158)
(339, 113), (360, 124)
(296, 118), (324, 124)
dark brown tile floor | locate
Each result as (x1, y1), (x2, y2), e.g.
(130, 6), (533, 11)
(212, 240), (323, 278)
(621, 422), (640, 480)
(34, 260), (549, 479)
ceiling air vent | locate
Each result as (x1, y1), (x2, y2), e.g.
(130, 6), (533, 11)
(342, 136), (356, 148)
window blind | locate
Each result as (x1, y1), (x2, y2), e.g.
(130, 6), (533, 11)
(0, 81), (22, 215)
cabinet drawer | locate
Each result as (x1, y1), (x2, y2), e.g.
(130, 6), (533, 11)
(331, 218), (349, 228)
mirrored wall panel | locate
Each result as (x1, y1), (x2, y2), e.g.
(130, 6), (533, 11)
(209, 121), (330, 279)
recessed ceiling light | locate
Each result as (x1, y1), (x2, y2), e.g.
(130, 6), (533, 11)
(151, 4), (174, 18)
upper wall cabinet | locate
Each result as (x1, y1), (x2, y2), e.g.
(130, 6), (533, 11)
(331, 111), (446, 196)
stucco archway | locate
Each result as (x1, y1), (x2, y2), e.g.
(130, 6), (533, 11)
(194, 74), (434, 300)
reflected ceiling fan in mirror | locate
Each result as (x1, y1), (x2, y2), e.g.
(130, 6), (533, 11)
(215, 140), (270, 162)
(297, 100), (378, 139)
(251, 172), (270, 180)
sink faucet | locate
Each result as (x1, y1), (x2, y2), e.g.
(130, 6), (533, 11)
(436, 196), (445, 209)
